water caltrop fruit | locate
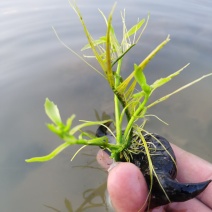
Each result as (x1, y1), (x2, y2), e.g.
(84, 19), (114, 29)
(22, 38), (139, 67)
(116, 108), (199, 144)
(96, 125), (212, 208)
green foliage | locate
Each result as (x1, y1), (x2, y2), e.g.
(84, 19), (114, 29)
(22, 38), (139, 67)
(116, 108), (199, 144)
(45, 98), (62, 125)
(134, 64), (151, 95)
(26, 3), (211, 163)
(125, 19), (145, 38)
(25, 98), (117, 162)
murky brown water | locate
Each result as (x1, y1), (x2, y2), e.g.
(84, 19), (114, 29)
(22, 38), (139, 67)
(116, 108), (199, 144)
(1, 0), (212, 211)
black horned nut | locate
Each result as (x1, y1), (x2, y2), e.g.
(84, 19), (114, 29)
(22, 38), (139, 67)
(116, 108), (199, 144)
(96, 126), (211, 208)
(129, 133), (211, 208)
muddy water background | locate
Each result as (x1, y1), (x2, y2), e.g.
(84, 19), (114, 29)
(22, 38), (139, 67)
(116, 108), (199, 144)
(1, 0), (212, 211)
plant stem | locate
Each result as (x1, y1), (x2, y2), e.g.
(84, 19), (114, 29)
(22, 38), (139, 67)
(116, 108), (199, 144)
(114, 59), (123, 145)
(66, 137), (119, 150)
(124, 93), (149, 144)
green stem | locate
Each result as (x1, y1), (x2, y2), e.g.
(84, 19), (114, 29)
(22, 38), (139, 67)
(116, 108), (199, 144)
(114, 59), (123, 145)
(65, 136), (119, 150)
(124, 93), (149, 144)
(26, 136), (121, 163)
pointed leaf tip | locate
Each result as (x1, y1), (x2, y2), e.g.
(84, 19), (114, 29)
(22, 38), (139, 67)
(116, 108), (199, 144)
(45, 98), (62, 125)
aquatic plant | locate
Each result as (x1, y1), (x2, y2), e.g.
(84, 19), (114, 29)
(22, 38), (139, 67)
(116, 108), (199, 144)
(26, 2), (212, 210)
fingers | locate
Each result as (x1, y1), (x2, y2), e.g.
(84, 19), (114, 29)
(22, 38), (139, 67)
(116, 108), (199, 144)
(96, 149), (113, 170)
(171, 144), (212, 209)
(97, 146), (212, 211)
(171, 144), (212, 181)
(107, 162), (148, 212)
(97, 150), (148, 211)
(163, 197), (212, 212)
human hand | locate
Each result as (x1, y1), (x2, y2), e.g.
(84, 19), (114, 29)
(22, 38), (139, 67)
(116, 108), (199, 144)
(97, 144), (212, 212)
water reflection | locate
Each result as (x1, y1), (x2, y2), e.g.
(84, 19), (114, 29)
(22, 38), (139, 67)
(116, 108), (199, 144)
(44, 182), (109, 212)
(43, 152), (110, 212)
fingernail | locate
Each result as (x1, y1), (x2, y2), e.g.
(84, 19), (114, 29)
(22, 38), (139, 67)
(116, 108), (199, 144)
(107, 162), (120, 172)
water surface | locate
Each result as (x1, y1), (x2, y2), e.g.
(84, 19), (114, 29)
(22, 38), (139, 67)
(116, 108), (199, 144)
(1, 0), (212, 211)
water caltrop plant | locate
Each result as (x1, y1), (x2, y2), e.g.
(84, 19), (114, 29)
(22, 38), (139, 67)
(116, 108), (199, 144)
(26, 2), (212, 210)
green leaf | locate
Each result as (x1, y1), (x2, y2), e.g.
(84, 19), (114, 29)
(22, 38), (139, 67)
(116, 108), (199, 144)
(45, 98), (62, 125)
(133, 91), (145, 98)
(110, 25), (121, 56)
(70, 119), (112, 135)
(112, 44), (136, 67)
(125, 18), (145, 38)
(64, 115), (76, 132)
(99, 9), (121, 58)
(81, 36), (106, 51)
(105, 4), (116, 88)
(138, 35), (170, 72)
(147, 73), (212, 109)
(151, 78), (170, 89)
(78, 131), (96, 139)
(116, 71), (135, 95)
(134, 64), (146, 84)
(47, 123), (61, 135)
(125, 79), (137, 100)
(134, 65), (151, 94)
(25, 142), (70, 162)
(46, 115), (75, 137)
(70, 2), (107, 74)
(151, 63), (190, 91)
(98, 9), (108, 25)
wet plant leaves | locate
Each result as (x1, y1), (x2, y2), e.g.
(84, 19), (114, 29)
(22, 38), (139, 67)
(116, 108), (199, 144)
(125, 18), (145, 38)
(45, 98), (62, 126)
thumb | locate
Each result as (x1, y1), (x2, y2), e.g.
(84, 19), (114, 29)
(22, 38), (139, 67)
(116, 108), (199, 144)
(107, 162), (148, 212)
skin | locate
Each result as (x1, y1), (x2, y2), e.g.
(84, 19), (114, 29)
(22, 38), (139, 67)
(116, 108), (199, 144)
(96, 144), (212, 212)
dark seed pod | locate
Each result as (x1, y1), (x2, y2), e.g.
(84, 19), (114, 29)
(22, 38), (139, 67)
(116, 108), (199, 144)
(96, 126), (212, 208)
(129, 133), (211, 208)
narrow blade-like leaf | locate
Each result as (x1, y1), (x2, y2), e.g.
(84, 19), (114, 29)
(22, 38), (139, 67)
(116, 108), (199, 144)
(25, 142), (70, 162)
(81, 36), (106, 51)
(70, 119), (112, 135)
(70, 2), (107, 73)
(151, 63), (190, 91)
(139, 35), (170, 71)
(147, 73), (212, 109)
(105, 4), (116, 88)
(116, 71), (135, 94)
(125, 79), (137, 100)
(125, 19), (145, 38)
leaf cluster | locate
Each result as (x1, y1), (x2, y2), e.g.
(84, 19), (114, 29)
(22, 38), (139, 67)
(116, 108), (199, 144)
(26, 3), (212, 163)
